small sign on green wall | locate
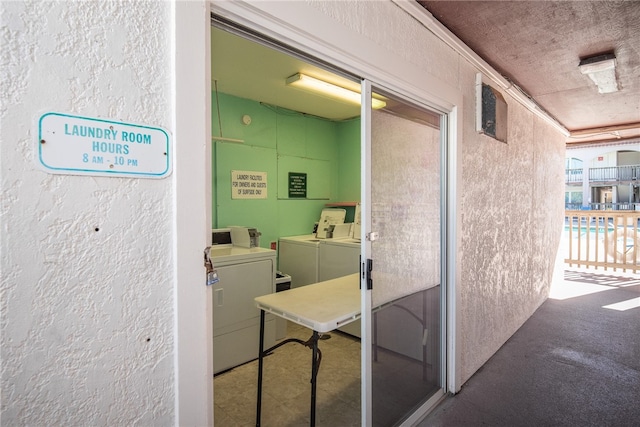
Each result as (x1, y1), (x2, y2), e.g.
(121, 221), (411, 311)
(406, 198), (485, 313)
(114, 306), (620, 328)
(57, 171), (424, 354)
(231, 170), (268, 199)
(288, 172), (307, 198)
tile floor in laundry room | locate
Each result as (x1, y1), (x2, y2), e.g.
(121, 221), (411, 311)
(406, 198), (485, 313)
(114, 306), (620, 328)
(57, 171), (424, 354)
(213, 321), (437, 427)
(213, 322), (361, 427)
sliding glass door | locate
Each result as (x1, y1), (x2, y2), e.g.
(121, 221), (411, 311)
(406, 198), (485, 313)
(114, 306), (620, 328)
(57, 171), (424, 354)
(210, 15), (451, 424)
(361, 80), (445, 425)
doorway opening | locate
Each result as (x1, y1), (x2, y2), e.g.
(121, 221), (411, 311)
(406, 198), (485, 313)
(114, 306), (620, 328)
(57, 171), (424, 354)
(211, 22), (363, 426)
(593, 186), (613, 205)
(210, 17), (448, 426)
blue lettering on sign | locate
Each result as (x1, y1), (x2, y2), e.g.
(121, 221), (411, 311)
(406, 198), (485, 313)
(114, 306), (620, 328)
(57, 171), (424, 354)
(121, 131), (151, 144)
(92, 141), (130, 155)
(65, 124), (118, 140)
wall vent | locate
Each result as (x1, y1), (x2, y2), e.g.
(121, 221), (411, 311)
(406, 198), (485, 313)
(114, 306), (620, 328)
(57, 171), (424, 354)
(476, 74), (508, 143)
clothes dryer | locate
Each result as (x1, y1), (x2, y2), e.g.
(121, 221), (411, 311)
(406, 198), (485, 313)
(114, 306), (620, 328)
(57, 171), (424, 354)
(210, 246), (276, 374)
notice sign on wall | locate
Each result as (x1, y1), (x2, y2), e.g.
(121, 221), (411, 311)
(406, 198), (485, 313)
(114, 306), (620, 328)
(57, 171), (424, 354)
(288, 172), (307, 198)
(231, 170), (268, 199)
(37, 112), (171, 179)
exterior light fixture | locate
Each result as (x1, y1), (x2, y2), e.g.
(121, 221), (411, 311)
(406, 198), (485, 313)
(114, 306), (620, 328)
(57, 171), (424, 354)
(285, 73), (386, 109)
(579, 53), (619, 94)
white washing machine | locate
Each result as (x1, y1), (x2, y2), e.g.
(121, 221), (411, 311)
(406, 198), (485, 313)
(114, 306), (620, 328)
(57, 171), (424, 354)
(277, 234), (321, 289)
(210, 245), (276, 374)
(318, 238), (361, 336)
(318, 238), (360, 282)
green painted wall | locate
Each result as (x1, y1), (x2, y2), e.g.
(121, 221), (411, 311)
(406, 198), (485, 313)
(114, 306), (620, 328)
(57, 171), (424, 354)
(212, 92), (360, 248)
(337, 118), (361, 202)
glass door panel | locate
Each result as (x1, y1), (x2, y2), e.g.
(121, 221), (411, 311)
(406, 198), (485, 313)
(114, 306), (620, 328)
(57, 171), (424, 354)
(363, 83), (444, 426)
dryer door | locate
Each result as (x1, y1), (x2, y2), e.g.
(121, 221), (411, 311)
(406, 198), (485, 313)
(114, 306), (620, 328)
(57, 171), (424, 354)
(212, 259), (275, 373)
(212, 259), (273, 332)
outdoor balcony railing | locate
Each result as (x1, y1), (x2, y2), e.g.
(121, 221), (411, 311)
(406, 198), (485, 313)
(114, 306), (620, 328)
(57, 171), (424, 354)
(565, 164), (640, 184)
(565, 203), (640, 211)
(564, 210), (639, 273)
(565, 168), (583, 183)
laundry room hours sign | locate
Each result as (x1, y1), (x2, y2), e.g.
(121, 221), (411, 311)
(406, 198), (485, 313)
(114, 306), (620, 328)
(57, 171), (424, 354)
(231, 170), (267, 199)
(36, 112), (172, 178)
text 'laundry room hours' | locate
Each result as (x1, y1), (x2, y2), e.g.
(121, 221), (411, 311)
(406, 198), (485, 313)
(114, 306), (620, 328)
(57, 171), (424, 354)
(36, 112), (172, 179)
(231, 170), (268, 199)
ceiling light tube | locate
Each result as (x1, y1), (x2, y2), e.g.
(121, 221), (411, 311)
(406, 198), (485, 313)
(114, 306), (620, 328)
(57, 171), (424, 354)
(286, 73), (386, 109)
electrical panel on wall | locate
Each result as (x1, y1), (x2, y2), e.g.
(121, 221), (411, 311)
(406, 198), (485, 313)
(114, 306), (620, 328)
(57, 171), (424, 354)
(476, 73), (508, 143)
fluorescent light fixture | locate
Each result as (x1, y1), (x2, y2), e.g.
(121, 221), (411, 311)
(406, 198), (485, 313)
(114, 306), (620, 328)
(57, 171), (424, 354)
(286, 73), (386, 109)
(579, 53), (619, 94)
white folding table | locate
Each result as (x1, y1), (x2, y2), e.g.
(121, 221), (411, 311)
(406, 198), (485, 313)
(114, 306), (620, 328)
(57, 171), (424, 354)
(254, 273), (361, 427)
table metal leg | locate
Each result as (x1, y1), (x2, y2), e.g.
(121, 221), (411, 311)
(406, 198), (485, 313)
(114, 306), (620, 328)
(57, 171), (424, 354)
(255, 323), (323, 427)
(310, 330), (319, 427)
(256, 310), (265, 427)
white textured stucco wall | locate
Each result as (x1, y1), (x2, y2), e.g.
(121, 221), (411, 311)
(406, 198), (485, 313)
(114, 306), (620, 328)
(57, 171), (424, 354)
(1, 0), (567, 424)
(308, 0), (565, 385)
(458, 81), (565, 382)
(1, 1), (175, 425)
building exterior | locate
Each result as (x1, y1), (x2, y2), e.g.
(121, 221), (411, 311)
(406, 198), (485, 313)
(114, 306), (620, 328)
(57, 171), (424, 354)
(1, 1), (565, 425)
(566, 140), (640, 210)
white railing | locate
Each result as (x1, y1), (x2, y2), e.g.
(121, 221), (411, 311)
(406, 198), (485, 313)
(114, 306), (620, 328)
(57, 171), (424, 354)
(564, 210), (639, 273)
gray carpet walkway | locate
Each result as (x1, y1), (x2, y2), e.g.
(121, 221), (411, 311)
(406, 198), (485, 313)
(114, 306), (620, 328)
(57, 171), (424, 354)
(418, 269), (640, 427)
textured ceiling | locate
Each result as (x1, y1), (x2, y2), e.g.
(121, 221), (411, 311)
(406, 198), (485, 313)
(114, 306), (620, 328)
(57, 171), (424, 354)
(213, 2), (640, 144)
(419, 1), (640, 144)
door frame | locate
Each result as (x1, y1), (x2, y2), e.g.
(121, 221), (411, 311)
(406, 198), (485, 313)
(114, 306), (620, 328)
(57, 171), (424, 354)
(174, 2), (213, 426)
(206, 0), (463, 423)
